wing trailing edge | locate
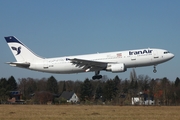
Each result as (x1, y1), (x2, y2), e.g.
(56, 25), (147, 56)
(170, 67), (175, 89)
(67, 58), (109, 71)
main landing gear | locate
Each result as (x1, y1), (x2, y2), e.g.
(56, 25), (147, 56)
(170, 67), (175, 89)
(92, 71), (102, 80)
(153, 65), (157, 73)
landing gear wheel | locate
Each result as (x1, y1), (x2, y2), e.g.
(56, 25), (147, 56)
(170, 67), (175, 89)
(92, 76), (96, 80)
(92, 75), (102, 80)
(153, 66), (157, 73)
(92, 71), (102, 80)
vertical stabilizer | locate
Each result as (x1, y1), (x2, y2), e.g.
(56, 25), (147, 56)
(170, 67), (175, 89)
(4, 36), (43, 62)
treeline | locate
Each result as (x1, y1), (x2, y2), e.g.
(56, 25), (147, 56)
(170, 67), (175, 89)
(1, 72), (180, 105)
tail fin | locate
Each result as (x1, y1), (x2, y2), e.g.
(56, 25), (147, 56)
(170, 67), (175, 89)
(4, 36), (44, 62)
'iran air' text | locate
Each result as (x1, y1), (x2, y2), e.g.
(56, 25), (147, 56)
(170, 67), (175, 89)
(129, 49), (153, 55)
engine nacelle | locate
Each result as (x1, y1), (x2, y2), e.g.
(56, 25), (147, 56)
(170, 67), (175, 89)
(106, 63), (126, 73)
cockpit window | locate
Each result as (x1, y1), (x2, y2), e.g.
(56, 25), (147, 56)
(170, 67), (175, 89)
(164, 51), (170, 54)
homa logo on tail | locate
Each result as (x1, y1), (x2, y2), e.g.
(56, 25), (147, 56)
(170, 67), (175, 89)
(11, 46), (21, 55)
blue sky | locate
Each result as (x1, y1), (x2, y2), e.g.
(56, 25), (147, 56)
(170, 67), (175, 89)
(0, 0), (179, 81)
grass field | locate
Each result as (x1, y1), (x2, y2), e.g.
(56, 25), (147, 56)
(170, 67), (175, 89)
(0, 105), (179, 120)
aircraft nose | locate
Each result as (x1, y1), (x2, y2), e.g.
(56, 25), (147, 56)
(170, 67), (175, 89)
(170, 53), (174, 59)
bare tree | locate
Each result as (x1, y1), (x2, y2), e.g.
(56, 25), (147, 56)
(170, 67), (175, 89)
(36, 78), (47, 91)
(34, 91), (53, 104)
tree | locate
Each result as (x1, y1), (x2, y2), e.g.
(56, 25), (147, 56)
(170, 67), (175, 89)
(130, 68), (137, 82)
(161, 77), (173, 105)
(62, 81), (66, 92)
(174, 77), (180, 105)
(175, 77), (180, 87)
(47, 76), (58, 94)
(113, 76), (121, 100)
(18, 78), (27, 100)
(26, 78), (37, 99)
(80, 78), (93, 101)
(149, 79), (156, 101)
(7, 76), (17, 91)
(129, 69), (138, 90)
(18, 78), (37, 100)
(0, 78), (9, 102)
(103, 80), (117, 101)
(113, 75), (121, 87)
(95, 84), (103, 100)
(65, 80), (74, 91)
(36, 78), (47, 91)
(73, 80), (83, 95)
(138, 75), (151, 91)
(122, 79), (129, 93)
(34, 91), (53, 104)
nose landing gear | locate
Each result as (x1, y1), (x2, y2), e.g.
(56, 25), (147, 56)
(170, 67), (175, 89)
(153, 65), (157, 73)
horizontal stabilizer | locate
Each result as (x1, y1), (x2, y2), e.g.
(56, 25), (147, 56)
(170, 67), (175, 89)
(6, 62), (30, 68)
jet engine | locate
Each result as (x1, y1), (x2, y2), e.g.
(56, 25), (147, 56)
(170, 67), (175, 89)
(106, 63), (126, 73)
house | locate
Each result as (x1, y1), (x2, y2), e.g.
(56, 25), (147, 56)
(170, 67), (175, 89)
(132, 97), (155, 105)
(132, 92), (155, 105)
(59, 91), (79, 103)
(8, 91), (24, 104)
(132, 97), (143, 105)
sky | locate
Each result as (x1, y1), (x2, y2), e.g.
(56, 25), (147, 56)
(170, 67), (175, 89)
(0, 0), (179, 81)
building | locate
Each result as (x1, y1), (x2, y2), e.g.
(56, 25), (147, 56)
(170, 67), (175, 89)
(8, 91), (24, 104)
(132, 97), (143, 105)
(132, 97), (154, 105)
(132, 92), (155, 105)
(59, 91), (79, 103)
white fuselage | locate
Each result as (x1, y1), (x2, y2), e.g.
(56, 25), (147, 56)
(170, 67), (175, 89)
(29, 48), (174, 74)
(4, 36), (175, 79)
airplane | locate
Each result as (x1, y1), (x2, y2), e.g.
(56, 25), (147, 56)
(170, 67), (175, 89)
(4, 36), (174, 80)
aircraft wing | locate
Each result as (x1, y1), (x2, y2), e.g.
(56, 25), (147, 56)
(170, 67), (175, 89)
(6, 62), (30, 68)
(67, 58), (109, 71)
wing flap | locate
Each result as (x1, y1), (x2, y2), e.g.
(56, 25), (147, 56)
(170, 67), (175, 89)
(67, 58), (108, 71)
